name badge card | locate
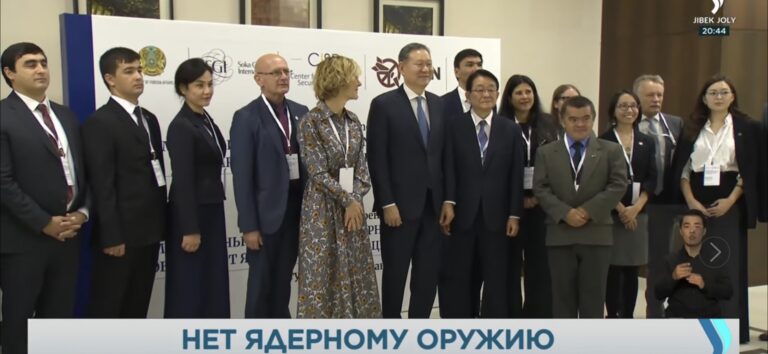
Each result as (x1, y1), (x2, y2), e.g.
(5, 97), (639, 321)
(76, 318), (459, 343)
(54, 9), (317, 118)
(151, 159), (166, 187)
(524, 167), (534, 190)
(703, 164), (720, 186)
(287, 154), (300, 180)
(339, 167), (354, 193)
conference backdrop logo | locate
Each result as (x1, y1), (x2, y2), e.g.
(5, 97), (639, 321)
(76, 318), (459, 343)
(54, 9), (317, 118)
(372, 57), (401, 88)
(202, 49), (234, 84)
(139, 45), (167, 77)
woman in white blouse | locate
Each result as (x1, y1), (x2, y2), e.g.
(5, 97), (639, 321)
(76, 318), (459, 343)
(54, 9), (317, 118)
(675, 75), (765, 344)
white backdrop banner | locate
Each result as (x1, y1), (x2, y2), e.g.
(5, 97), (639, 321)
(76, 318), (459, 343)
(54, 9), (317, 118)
(61, 14), (500, 318)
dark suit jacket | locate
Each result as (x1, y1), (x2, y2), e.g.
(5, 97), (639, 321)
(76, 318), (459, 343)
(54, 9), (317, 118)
(672, 112), (765, 228)
(441, 88), (465, 121)
(81, 97), (167, 248)
(367, 85), (445, 220)
(533, 134), (628, 245)
(649, 113), (683, 203)
(167, 103), (227, 235)
(1, 92), (88, 253)
(230, 95), (308, 235)
(444, 112), (524, 232)
(599, 128), (657, 209)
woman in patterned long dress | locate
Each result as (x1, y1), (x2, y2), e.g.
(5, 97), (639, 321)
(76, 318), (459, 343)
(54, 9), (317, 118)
(296, 55), (381, 318)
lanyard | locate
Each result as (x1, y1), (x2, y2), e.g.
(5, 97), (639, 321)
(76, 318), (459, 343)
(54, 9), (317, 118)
(658, 113), (677, 146)
(612, 128), (634, 180)
(564, 134), (586, 185)
(514, 117), (532, 166)
(328, 114), (350, 167)
(703, 118), (731, 165)
(36, 107), (66, 157)
(134, 106), (157, 156)
(202, 111), (224, 160)
(262, 95), (292, 151)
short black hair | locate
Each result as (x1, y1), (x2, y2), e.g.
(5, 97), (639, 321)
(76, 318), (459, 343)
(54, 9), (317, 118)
(606, 90), (643, 128)
(174, 58), (213, 96)
(679, 209), (707, 229)
(1, 42), (46, 87)
(465, 69), (498, 92)
(453, 48), (482, 69)
(99, 47), (140, 89)
(560, 95), (595, 119)
(398, 42), (430, 62)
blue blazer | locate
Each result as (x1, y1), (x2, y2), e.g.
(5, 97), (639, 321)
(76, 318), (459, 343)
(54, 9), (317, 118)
(230, 96), (308, 235)
(367, 85), (445, 220)
(441, 88), (464, 121)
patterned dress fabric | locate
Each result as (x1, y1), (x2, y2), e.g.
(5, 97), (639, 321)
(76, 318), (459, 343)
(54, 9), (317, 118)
(296, 102), (381, 318)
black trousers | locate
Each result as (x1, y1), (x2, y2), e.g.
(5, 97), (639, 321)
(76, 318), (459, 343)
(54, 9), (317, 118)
(244, 184), (301, 318)
(380, 191), (441, 318)
(165, 203), (230, 318)
(441, 207), (509, 318)
(605, 265), (639, 318)
(87, 243), (160, 318)
(1, 240), (79, 354)
(508, 205), (552, 318)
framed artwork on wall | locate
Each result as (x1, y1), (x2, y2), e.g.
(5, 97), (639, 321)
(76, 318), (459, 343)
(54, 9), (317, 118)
(240, 0), (322, 29)
(374, 0), (444, 36)
(74, 0), (174, 19)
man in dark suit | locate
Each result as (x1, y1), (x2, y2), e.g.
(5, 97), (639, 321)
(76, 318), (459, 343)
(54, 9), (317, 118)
(440, 69), (524, 318)
(230, 53), (308, 318)
(82, 47), (167, 318)
(633, 74), (685, 318)
(1, 42), (89, 354)
(367, 42), (445, 318)
(441, 49), (482, 121)
(439, 48), (483, 318)
(533, 96), (627, 318)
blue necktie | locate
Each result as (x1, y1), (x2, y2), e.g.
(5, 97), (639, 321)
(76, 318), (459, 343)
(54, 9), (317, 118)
(478, 120), (488, 163)
(571, 141), (583, 183)
(416, 97), (429, 146)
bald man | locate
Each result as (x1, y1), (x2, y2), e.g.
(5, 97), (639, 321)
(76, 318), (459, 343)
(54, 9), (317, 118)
(230, 54), (309, 318)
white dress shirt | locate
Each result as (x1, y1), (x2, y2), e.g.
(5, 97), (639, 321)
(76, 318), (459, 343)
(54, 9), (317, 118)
(16, 91), (88, 217)
(403, 84), (430, 127)
(682, 113), (738, 179)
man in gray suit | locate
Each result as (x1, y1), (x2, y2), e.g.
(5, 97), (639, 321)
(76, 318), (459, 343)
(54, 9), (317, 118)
(533, 96), (627, 318)
(633, 74), (685, 318)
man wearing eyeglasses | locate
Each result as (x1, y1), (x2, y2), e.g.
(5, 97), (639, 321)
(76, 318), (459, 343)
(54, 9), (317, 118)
(230, 53), (308, 318)
(440, 69), (524, 318)
(633, 74), (685, 318)
(533, 96), (627, 318)
(367, 42), (445, 318)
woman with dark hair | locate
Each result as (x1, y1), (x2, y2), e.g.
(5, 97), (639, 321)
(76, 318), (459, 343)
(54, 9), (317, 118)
(164, 58), (230, 318)
(499, 74), (559, 318)
(549, 84), (581, 133)
(599, 90), (656, 318)
(673, 75), (765, 343)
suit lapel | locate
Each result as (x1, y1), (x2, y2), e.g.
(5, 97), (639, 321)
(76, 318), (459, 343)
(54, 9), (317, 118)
(482, 114), (501, 169)
(460, 113), (483, 169)
(426, 93), (441, 153)
(397, 87), (427, 152)
(8, 92), (59, 157)
(578, 135), (603, 191)
(107, 98), (150, 146)
(183, 105), (221, 160)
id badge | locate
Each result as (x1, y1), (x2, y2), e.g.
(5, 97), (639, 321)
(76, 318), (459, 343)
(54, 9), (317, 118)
(631, 182), (641, 204)
(703, 164), (720, 186)
(523, 166), (534, 190)
(287, 154), (299, 180)
(339, 167), (354, 193)
(151, 159), (166, 187)
(61, 155), (74, 186)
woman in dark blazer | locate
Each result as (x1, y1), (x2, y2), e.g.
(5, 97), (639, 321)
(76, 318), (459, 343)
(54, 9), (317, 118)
(164, 58), (229, 318)
(499, 74), (559, 318)
(673, 75), (765, 343)
(599, 90), (656, 318)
